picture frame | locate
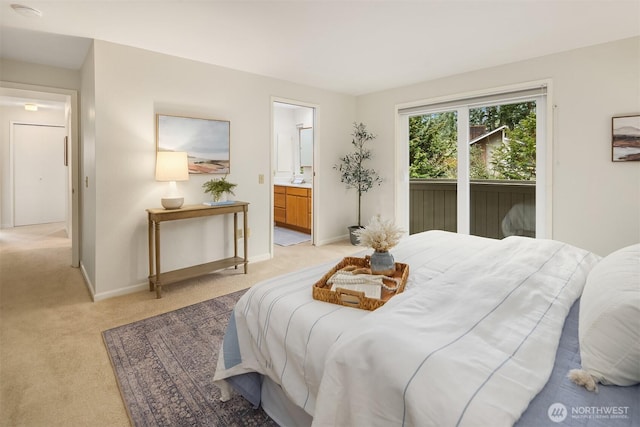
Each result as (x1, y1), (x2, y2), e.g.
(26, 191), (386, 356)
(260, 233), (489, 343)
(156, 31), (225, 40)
(156, 113), (230, 174)
(612, 114), (640, 162)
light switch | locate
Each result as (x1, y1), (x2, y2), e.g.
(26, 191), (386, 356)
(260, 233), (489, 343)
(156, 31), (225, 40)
(258, 174), (264, 184)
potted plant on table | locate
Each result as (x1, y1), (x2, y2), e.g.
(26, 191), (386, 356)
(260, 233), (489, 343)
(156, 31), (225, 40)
(334, 122), (382, 244)
(202, 175), (237, 202)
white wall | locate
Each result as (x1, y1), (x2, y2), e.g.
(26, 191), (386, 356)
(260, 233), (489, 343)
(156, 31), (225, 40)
(88, 41), (356, 299)
(0, 59), (80, 91)
(356, 37), (640, 256)
(273, 105), (297, 179)
(80, 43), (97, 290)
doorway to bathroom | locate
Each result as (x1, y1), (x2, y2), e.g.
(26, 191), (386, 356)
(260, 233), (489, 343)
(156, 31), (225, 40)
(272, 100), (315, 248)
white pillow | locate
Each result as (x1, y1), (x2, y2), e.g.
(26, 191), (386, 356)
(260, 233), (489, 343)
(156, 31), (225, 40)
(569, 244), (640, 391)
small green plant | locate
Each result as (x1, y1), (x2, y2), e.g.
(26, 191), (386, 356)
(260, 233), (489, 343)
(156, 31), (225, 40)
(202, 175), (237, 202)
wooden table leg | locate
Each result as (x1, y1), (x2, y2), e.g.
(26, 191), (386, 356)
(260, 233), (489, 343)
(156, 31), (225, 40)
(243, 207), (248, 274)
(234, 212), (238, 270)
(148, 215), (154, 292)
(154, 221), (162, 298)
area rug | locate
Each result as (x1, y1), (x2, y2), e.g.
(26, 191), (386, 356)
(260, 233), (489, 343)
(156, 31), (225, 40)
(274, 226), (310, 246)
(103, 290), (277, 427)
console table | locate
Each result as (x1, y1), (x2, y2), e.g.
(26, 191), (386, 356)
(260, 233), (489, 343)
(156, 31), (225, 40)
(147, 202), (249, 298)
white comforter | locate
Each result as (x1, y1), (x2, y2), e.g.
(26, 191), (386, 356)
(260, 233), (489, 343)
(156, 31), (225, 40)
(214, 231), (599, 426)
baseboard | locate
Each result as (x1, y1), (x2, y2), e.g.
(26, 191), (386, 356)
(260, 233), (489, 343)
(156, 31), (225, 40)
(79, 262), (96, 300)
(316, 233), (352, 246)
(93, 282), (150, 302)
(80, 261), (149, 301)
(92, 253), (271, 301)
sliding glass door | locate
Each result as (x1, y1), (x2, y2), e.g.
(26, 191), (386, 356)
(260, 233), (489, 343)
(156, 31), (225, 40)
(402, 86), (547, 239)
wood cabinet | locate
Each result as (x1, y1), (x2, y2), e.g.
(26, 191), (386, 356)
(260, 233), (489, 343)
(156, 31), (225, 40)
(274, 185), (311, 234)
(286, 187), (310, 230)
(274, 185), (287, 224)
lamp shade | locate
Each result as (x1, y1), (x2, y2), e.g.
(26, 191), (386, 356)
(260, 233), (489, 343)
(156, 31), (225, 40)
(155, 151), (189, 182)
(155, 151), (189, 209)
(155, 151), (189, 181)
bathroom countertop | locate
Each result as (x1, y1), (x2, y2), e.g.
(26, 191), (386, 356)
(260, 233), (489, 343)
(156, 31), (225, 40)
(274, 182), (312, 189)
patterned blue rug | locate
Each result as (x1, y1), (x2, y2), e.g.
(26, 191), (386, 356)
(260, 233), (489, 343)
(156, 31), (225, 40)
(274, 226), (310, 246)
(103, 290), (277, 426)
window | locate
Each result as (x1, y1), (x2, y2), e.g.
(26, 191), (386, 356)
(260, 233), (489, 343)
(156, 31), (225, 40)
(397, 84), (549, 239)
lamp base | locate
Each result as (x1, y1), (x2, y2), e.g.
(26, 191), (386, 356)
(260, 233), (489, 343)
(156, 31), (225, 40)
(161, 196), (184, 209)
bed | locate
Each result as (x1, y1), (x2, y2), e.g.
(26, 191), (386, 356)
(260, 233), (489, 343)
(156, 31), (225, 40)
(214, 230), (639, 426)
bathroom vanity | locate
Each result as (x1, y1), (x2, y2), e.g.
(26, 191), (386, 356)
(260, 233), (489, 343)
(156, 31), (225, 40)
(274, 184), (312, 234)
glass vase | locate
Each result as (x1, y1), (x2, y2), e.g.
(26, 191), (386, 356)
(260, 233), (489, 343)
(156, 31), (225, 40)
(213, 192), (227, 203)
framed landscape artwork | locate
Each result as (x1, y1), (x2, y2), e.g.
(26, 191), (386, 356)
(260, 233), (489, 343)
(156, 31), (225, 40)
(612, 114), (640, 162)
(156, 114), (230, 173)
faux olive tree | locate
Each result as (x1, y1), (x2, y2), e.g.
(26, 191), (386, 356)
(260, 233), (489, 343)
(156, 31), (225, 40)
(334, 123), (382, 242)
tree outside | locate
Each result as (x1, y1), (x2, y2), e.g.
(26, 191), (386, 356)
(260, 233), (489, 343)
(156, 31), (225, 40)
(491, 111), (536, 180)
(409, 102), (536, 181)
(409, 112), (457, 179)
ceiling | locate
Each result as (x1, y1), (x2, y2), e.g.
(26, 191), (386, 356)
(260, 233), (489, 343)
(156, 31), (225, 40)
(1, 1), (639, 96)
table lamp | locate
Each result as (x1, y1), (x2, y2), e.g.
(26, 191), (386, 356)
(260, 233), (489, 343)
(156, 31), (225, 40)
(155, 151), (189, 209)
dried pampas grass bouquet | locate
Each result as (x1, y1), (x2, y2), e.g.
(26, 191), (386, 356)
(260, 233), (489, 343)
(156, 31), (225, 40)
(353, 215), (404, 252)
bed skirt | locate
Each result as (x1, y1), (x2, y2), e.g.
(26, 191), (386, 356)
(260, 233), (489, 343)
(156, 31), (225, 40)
(262, 376), (312, 427)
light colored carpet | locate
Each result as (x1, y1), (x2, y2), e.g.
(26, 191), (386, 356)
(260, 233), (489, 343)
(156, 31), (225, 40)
(0, 222), (356, 427)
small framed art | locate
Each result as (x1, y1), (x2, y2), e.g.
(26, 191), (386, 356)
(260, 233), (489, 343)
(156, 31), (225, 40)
(612, 114), (640, 162)
(156, 114), (230, 173)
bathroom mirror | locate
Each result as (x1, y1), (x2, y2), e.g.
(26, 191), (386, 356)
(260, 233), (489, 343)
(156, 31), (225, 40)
(300, 127), (313, 167)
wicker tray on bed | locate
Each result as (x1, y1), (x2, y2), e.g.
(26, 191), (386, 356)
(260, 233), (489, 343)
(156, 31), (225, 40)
(312, 256), (409, 311)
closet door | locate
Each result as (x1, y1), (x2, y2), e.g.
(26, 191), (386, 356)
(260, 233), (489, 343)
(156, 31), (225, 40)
(14, 124), (67, 226)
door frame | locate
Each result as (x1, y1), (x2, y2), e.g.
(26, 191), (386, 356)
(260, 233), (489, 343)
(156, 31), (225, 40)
(1, 81), (80, 266)
(270, 96), (318, 255)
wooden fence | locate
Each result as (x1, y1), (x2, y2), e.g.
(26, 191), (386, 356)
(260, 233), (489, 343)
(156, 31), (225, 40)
(409, 179), (536, 239)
